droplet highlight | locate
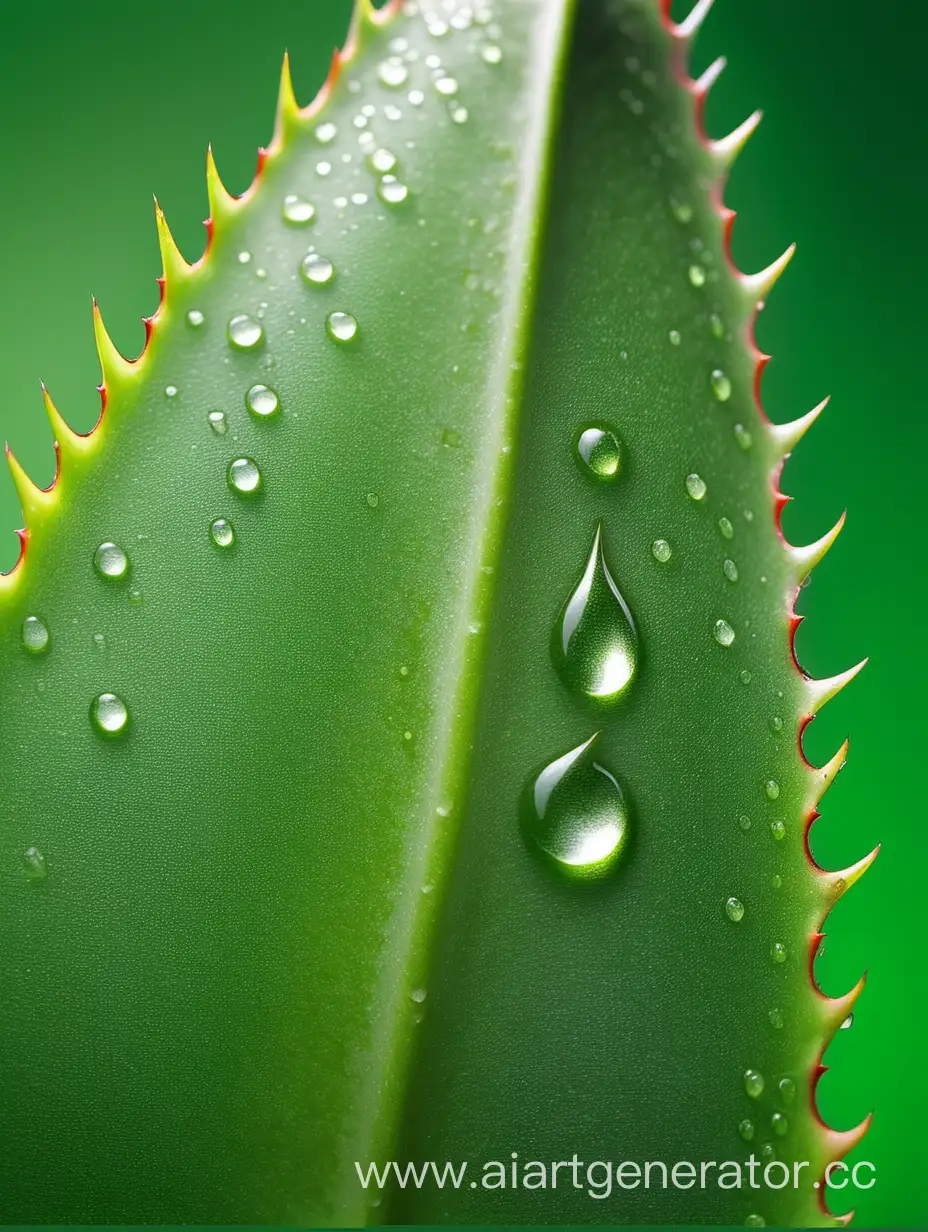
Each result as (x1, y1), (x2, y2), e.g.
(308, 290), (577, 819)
(574, 423), (621, 480)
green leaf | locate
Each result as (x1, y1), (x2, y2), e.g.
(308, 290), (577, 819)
(0, 0), (870, 1225)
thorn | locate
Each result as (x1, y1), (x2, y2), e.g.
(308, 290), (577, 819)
(741, 243), (797, 302)
(40, 383), (88, 459)
(206, 145), (237, 222)
(823, 847), (880, 900)
(806, 659), (868, 716)
(809, 738), (850, 808)
(5, 444), (54, 523)
(694, 55), (726, 97)
(274, 51), (300, 142)
(153, 197), (191, 285)
(788, 512), (846, 583)
(769, 396), (830, 455)
(676, 0), (716, 39)
(823, 1112), (873, 1162)
(92, 299), (134, 386)
(710, 109), (763, 168)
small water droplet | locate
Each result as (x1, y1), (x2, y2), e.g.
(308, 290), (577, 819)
(128, 586), (143, 604)
(745, 1217), (766, 1229)
(771, 715), (783, 733)
(669, 329), (681, 346)
(22, 615), (50, 654)
(481, 43), (503, 64)
(246, 384), (280, 419)
(366, 492), (380, 508)
(316, 160), (332, 177)
(744, 1069), (764, 1099)
(738, 1118), (755, 1142)
(739, 814), (752, 832)
(187, 309), (205, 328)
(772, 873), (783, 889)
(714, 619), (735, 647)
(768, 1008), (784, 1030)
(735, 423), (753, 450)
(710, 312), (725, 338)
(523, 735), (630, 877)
(282, 194), (316, 225)
(378, 175), (409, 204)
(315, 121), (337, 144)
(552, 526), (638, 702)
(726, 896), (745, 922)
(410, 987), (427, 1003)
(771, 941), (788, 964)
(92, 632), (106, 651)
(765, 779), (780, 800)
(441, 428), (462, 448)
(723, 558), (739, 583)
(210, 518), (235, 548)
(760, 1143), (775, 1162)
(770, 820), (785, 842)
(207, 410), (228, 436)
(228, 457), (262, 494)
(24, 846), (48, 880)
(740, 669), (752, 684)
(778, 1077), (796, 1105)
(719, 516), (734, 539)
(771, 1112), (788, 1137)
(671, 197), (693, 223)
(434, 75), (459, 96)
(841, 1012), (854, 1030)
(652, 539), (672, 563)
(575, 423), (621, 480)
(378, 58), (409, 88)
(370, 147), (398, 174)
(90, 691), (129, 736)
(688, 263), (706, 287)
(711, 368), (732, 401)
(94, 542), (129, 580)
(408, 88), (425, 106)
(238, 251), (252, 264)
(299, 253), (334, 286)
(685, 473), (707, 501)
(327, 311), (359, 343)
(227, 313), (264, 351)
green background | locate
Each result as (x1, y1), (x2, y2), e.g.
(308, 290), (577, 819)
(0, 0), (922, 1226)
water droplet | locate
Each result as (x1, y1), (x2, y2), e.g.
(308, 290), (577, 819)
(92, 632), (106, 651)
(711, 369), (732, 401)
(94, 542), (129, 580)
(744, 1069), (764, 1099)
(227, 313), (264, 351)
(714, 619), (735, 647)
(669, 329), (681, 346)
(327, 311), (359, 343)
(841, 1012), (854, 1030)
(759, 1143), (776, 1162)
(771, 715), (784, 734)
(719, 516), (734, 539)
(770, 819), (785, 841)
(688, 263), (706, 287)
(771, 941), (788, 964)
(378, 175), (409, 204)
(228, 457), (262, 494)
(24, 846), (47, 880)
(652, 539), (672, 563)
(434, 75), (458, 97)
(206, 410), (228, 437)
(738, 814), (751, 832)
(765, 779), (780, 800)
(552, 526), (638, 702)
(187, 309), (205, 328)
(408, 88), (425, 106)
(523, 735), (630, 876)
(738, 1118), (755, 1142)
(441, 427), (462, 448)
(370, 147), (398, 174)
(726, 896), (745, 922)
(315, 121), (337, 144)
(735, 423), (753, 450)
(723, 558), (739, 583)
(366, 492), (380, 508)
(378, 58), (409, 88)
(575, 423), (621, 480)
(128, 586), (143, 605)
(768, 1008), (784, 1030)
(22, 615), (50, 654)
(740, 670), (752, 684)
(210, 518), (235, 548)
(778, 1077), (796, 1105)
(90, 691), (129, 736)
(299, 253), (334, 286)
(316, 160), (332, 177)
(685, 473), (707, 501)
(771, 873), (783, 890)
(771, 1112), (788, 1137)
(246, 384), (280, 419)
(745, 1218), (766, 1229)
(671, 197), (693, 223)
(282, 194), (316, 225)
(481, 43), (503, 64)
(710, 312), (725, 338)
(410, 987), (427, 1003)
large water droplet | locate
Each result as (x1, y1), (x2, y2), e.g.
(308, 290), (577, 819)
(714, 619), (735, 647)
(765, 779), (780, 800)
(685, 473), (707, 501)
(370, 147), (398, 174)
(94, 542), (129, 580)
(22, 615), (50, 654)
(300, 253), (335, 286)
(210, 518), (235, 548)
(711, 369), (732, 402)
(228, 457), (262, 494)
(743, 1069), (765, 1099)
(326, 311), (359, 343)
(575, 423), (622, 480)
(552, 526), (638, 703)
(246, 384), (280, 419)
(91, 692), (129, 736)
(282, 194), (316, 225)
(652, 539), (672, 563)
(24, 846), (48, 880)
(378, 175), (409, 204)
(523, 735), (630, 877)
(187, 309), (205, 328)
(378, 58), (409, 88)
(726, 896), (745, 922)
(227, 313), (264, 351)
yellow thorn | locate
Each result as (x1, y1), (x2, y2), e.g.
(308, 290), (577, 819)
(92, 299), (134, 388)
(823, 846), (880, 900)
(676, 0), (716, 39)
(694, 55), (726, 96)
(809, 738), (850, 809)
(271, 51), (301, 152)
(806, 658), (868, 716)
(154, 197), (191, 286)
(5, 445), (54, 525)
(206, 145), (238, 224)
(769, 396), (830, 455)
(741, 242), (797, 301)
(41, 383), (91, 463)
(709, 109), (763, 168)
(788, 511), (846, 583)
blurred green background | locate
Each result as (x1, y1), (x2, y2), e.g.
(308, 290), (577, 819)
(0, 0), (922, 1226)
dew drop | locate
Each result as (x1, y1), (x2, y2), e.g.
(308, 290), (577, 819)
(315, 121), (337, 144)
(723, 558), (739, 582)
(246, 384), (280, 419)
(326, 311), (359, 343)
(210, 518), (235, 548)
(738, 1118), (755, 1142)
(771, 1113), (788, 1137)
(378, 175), (409, 204)
(228, 457), (262, 494)
(186, 309), (205, 328)
(768, 1008), (784, 1030)
(90, 691), (129, 736)
(207, 410), (228, 436)
(770, 819), (785, 841)
(316, 160), (332, 177)
(841, 1012), (854, 1030)
(165, 385), (178, 399)
(434, 75), (459, 96)
(552, 526), (638, 703)
(771, 941), (788, 964)
(669, 329), (681, 346)
(238, 251), (251, 264)
(128, 587), (143, 605)
(227, 313), (264, 352)
(778, 1077), (796, 1105)
(765, 779), (780, 800)
(671, 196), (693, 223)
(410, 987), (427, 1003)
(735, 423), (753, 450)
(523, 735), (630, 876)
(24, 846), (48, 880)
(370, 147), (398, 174)
(685, 473), (707, 501)
(92, 632), (106, 651)
(710, 312), (725, 339)
(711, 368), (732, 402)
(652, 539), (672, 563)
(760, 1143), (776, 1162)
(22, 615), (50, 654)
(743, 1069), (765, 1099)
(688, 263), (706, 287)
(714, 619), (735, 647)
(300, 253), (335, 286)
(366, 492), (380, 508)
(726, 896), (745, 922)
(481, 43), (503, 64)
(94, 542), (129, 580)
(282, 194), (316, 225)
(745, 1218), (766, 1229)
(738, 814), (751, 832)
(719, 516), (734, 539)
(771, 715), (783, 733)
(740, 670), (752, 684)
(575, 423), (621, 480)
(378, 58), (409, 88)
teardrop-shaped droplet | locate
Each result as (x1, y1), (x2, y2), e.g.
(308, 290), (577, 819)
(24, 846), (48, 880)
(725, 896), (745, 922)
(685, 473), (707, 501)
(574, 423), (622, 480)
(210, 518), (235, 548)
(90, 691), (129, 736)
(652, 538), (672, 563)
(22, 615), (50, 654)
(738, 1118), (755, 1142)
(743, 1068), (765, 1099)
(93, 542), (129, 580)
(552, 526), (638, 703)
(300, 253), (335, 285)
(745, 1217), (766, 1229)
(711, 368), (732, 402)
(523, 735), (630, 877)
(771, 1112), (788, 1137)
(245, 384), (280, 418)
(778, 1077), (796, 1105)
(228, 457), (262, 494)
(771, 941), (788, 964)
(714, 618), (735, 647)
(227, 313), (265, 352)
(840, 1012), (854, 1030)
(207, 410), (228, 435)
(326, 311), (358, 343)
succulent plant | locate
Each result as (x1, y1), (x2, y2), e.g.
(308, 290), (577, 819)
(0, 0), (874, 1225)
